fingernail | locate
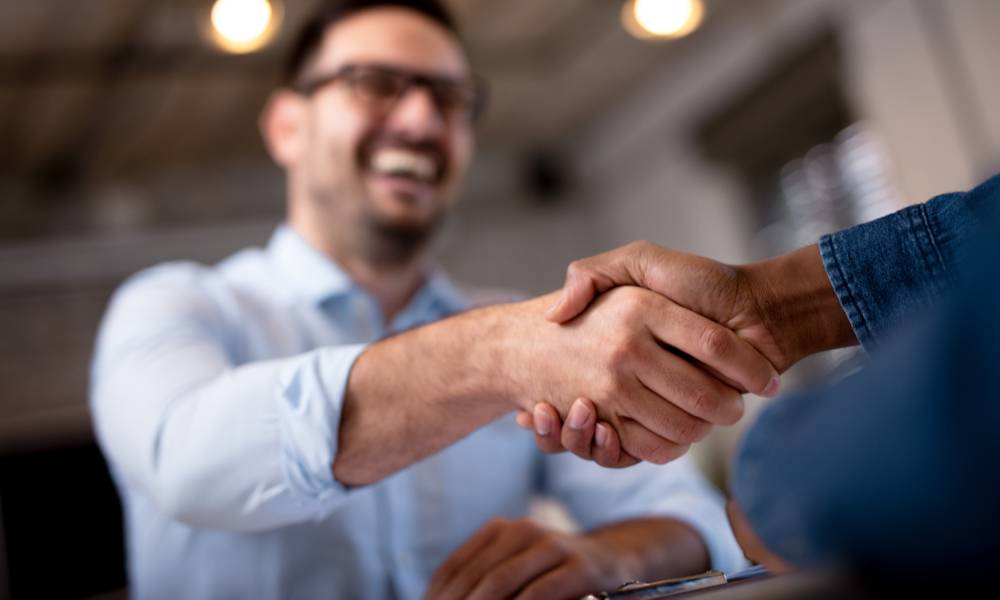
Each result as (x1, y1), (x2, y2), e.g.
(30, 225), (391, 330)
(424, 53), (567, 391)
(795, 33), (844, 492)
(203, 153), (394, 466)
(595, 423), (610, 448)
(567, 399), (589, 430)
(762, 375), (781, 397)
(544, 295), (564, 319)
(533, 405), (552, 436)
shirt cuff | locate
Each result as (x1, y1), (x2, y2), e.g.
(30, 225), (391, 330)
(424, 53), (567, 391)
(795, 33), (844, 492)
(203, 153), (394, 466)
(818, 193), (962, 350)
(275, 343), (368, 509)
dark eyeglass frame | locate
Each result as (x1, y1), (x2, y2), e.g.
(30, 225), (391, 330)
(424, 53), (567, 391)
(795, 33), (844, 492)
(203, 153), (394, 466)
(293, 63), (489, 124)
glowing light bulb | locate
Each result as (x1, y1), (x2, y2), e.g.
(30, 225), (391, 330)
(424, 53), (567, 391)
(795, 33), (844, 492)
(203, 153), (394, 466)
(622, 0), (705, 41)
(208, 0), (278, 54)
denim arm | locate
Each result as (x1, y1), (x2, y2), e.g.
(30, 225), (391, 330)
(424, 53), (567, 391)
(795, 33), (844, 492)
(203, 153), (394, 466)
(732, 279), (1000, 576)
(818, 174), (999, 350)
(731, 187), (1000, 576)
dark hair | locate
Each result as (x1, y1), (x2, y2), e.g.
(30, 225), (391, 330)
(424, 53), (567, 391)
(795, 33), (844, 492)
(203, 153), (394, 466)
(283, 0), (461, 86)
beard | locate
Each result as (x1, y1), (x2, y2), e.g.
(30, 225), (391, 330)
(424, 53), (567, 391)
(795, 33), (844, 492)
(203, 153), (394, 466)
(353, 131), (452, 267)
(358, 203), (446, 267)
(304, 128), (457, 267)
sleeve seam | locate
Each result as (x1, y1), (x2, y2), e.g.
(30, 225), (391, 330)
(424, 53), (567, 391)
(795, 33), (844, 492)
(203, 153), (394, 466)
(917, 203), (948, 296)
(821, 234), (873, 347)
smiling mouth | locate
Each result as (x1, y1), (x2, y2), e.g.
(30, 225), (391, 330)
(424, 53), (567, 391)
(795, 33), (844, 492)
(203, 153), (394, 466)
(368, 147), (441, 184)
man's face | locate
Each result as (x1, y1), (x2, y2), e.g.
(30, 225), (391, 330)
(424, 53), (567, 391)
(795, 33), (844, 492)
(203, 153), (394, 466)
(292, 8), (475, 262)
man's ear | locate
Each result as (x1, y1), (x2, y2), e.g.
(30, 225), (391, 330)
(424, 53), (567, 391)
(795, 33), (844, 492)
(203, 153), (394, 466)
(260, 89), (307, 169)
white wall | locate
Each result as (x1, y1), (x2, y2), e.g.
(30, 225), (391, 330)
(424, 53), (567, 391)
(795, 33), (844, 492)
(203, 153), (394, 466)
(840, 0), (987, 203)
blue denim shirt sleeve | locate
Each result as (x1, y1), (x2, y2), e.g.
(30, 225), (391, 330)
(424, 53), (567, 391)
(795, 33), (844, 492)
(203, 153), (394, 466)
(731, 292), (1000, 576)
(818, 173), (1000, 350)
(731, 174), (1000, 577)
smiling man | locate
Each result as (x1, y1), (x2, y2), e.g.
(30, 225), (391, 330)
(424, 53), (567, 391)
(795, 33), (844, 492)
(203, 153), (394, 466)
(90, 1), (766, 598)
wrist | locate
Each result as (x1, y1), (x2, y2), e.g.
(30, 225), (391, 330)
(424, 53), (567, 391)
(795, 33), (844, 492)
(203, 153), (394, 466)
(742, 244), (857, 369)
(576, 531), (638, 590)
(584, 518), (710, 583)
(479, 292), (560, 411)
(446, 305), (521, 415)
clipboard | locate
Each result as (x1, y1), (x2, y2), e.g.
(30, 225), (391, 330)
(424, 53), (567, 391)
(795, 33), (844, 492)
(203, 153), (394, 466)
(580, 565), (771, 599)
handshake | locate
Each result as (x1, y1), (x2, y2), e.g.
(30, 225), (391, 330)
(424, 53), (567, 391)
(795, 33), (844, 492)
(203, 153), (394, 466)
(498, 240), (852, 467)
(338, 238), (854, 485)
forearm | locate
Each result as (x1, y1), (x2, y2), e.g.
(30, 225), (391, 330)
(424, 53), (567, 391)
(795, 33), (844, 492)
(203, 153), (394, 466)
(587, 517), (711, 583)
(338, 281), (753, 482)
(334, 297), (550, 485)
(740, 186), (990, 365)
(741, 244), (857, 369)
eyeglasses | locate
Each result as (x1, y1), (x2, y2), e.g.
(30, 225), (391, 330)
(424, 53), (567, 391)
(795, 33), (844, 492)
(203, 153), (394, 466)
(294, 63), (489, 124)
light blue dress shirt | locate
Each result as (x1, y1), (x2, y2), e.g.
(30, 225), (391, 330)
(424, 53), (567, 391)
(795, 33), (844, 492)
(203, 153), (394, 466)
(90, 225), (745, 599)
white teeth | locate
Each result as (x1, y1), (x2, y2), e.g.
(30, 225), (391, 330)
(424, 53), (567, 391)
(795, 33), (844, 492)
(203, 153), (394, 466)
(370, 148), (437, 182)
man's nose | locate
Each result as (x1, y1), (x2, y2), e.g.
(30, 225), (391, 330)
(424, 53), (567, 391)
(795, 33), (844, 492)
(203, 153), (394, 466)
(384, 85), (447, 138)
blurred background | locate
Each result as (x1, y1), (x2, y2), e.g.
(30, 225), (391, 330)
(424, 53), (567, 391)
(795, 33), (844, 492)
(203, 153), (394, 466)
(1, 0), (999, 597)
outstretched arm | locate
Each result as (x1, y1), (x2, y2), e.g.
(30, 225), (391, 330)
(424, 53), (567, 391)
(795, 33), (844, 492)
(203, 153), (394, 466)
(94, 275), (775, 532)
(336, 286), (778, 484)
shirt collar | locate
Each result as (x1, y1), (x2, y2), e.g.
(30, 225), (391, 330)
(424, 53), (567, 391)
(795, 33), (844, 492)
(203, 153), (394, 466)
(266, 224), (469, 315)
(415, 265), (470, 315)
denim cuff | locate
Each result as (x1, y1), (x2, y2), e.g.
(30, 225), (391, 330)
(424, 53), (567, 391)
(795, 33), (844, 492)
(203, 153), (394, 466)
(818, 193), (967, 351)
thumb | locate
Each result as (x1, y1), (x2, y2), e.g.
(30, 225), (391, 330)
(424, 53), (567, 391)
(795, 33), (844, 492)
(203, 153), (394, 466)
(545, 243), (653, 322)
(545, 272), (598, 323)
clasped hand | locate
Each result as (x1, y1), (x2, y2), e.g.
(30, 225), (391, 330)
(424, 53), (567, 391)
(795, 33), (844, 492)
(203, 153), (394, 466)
(510, 241), (788, 467)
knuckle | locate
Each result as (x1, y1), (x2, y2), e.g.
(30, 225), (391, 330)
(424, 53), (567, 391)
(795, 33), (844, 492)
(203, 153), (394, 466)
(624, 432), (663, 463)
(606, 372), (632, 400)
(537, 534), (567, 557)
(629, 239), (652, 253)
(617, 285), (647, 308)
(640, 440), (673, 464)
(565, 259), (587, 279)
(699, 325), (732, 359)
(689, 388), (719, 421)
(650, 440), (688, 464)
(675, 416), (710, 445)
(512, 517), (538, 535)
(604, 339), (634, 371)
(478, 565), (514, 595)
(595, 449), (620, 469)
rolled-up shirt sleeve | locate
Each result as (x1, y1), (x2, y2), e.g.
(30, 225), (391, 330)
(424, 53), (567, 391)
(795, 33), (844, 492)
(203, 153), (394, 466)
(542, 453), (747, 573)
(819, 174), (999, 350)
(90, 264), (365, 532)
